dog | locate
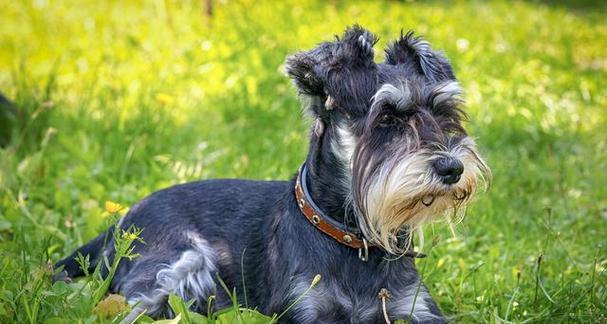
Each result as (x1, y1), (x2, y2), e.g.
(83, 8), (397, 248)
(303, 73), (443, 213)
(55, 26), (490, 323)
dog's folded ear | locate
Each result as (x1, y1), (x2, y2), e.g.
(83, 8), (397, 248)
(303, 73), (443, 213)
(385, 31), (455, 82)
(285, 25), (378, 96)
(284, 49), (326, 96)
(285, 25), (379, 116)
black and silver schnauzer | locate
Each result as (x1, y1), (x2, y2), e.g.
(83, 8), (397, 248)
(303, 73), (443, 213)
(56, 26), (490, 323)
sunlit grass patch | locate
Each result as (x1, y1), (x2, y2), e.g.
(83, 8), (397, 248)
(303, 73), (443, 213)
(1, 0), (606, 322)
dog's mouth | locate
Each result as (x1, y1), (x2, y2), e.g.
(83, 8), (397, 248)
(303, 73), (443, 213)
(351, 138), (491, 254)
(419, 188), (470, 208)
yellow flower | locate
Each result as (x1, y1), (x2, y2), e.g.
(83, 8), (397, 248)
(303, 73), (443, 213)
(105, 201), (124, 214)
(121, 232), (139, 241)
(155, 93), (175, 105)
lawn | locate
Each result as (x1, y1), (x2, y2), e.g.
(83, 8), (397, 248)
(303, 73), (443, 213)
(0, 0), (606, 323)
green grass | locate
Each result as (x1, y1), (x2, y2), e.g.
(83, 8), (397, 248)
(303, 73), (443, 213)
(1, 0), (606, 322)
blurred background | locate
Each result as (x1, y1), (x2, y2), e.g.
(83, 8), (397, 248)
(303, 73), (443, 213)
(0, 0), (606, 322)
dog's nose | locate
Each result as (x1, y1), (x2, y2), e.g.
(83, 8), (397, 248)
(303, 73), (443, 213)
(433, 157), (464, 185)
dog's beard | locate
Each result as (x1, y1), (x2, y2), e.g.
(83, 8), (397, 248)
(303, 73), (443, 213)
(352, 137), (491, 254)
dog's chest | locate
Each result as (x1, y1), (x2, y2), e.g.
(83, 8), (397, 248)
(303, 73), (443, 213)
(288, 279), (381, 323)
(293, 287), (381, 323)
(283, 273), (436, 323)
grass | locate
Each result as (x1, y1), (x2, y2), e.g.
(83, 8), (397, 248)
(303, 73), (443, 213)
(1, 0), (606, 322)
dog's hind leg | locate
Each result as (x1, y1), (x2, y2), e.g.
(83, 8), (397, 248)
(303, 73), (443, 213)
(116, 231), (218, 318)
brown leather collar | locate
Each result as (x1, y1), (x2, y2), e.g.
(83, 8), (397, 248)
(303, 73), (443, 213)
(295, 164), (368, 250)
(295, 164), (426, 260)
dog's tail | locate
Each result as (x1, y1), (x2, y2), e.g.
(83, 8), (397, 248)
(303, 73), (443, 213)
(53, 228), (114, 282)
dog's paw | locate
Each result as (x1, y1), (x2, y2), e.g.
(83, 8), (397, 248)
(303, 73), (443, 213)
(52, 270), (73, 283)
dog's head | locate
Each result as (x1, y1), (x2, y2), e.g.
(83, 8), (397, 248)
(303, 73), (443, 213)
(285, 26), (490, 254)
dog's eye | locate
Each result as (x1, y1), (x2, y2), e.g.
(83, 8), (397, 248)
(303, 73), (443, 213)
(377, 112), (402, 128)
(379, 114), (392, 125)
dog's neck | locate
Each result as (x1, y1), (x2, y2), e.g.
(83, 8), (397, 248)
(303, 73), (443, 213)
(302, 124), (425, 258)
(304, 123), (357, 227)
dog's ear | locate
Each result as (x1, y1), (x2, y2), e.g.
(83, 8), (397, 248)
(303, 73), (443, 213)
(284, 49), (326, 97)
(385, 31), (455, 82)
(285, 26), (378, 94)
(334, 25), (378, 69)
(285, 26), (379, 117)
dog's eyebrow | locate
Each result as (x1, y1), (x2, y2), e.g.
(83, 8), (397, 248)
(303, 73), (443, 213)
(431, 81), (463, 106)
(370, 83), (411, 109)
